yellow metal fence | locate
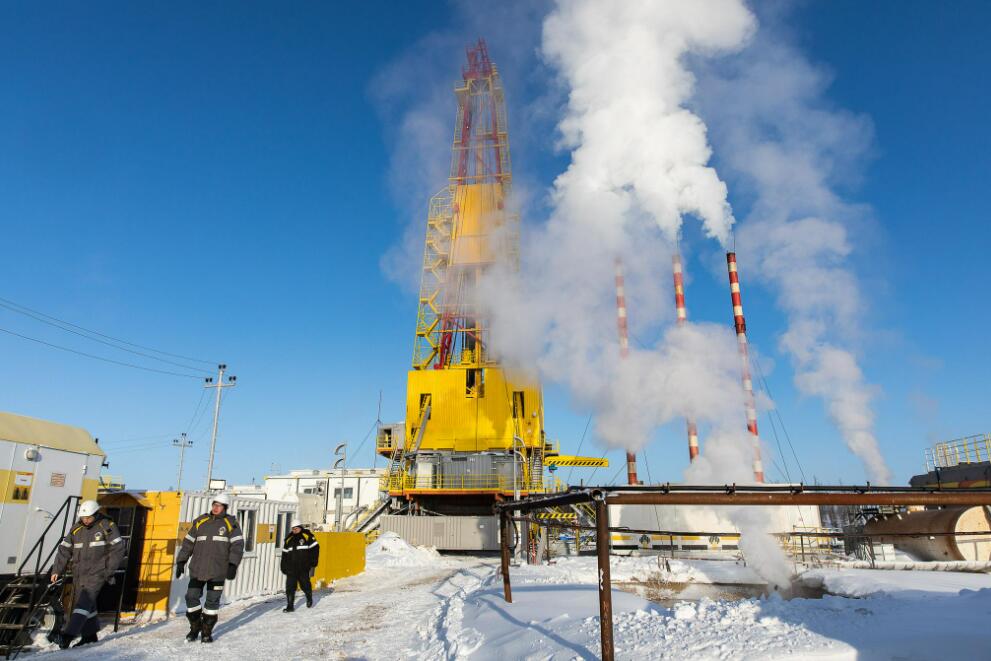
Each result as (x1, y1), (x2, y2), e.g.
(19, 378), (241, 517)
(925, 433), (991, 471)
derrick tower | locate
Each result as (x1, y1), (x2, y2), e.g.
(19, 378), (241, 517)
(378, 40), (559, 515)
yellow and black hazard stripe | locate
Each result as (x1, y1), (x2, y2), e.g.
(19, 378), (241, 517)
(545, 456), (609, 467)
(535, 512), (578, 521)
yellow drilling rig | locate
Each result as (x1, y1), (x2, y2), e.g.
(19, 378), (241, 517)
(375, 40), (563, 519)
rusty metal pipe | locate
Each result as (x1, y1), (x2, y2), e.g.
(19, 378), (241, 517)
(500, 511), (512, 603)
(595, 497), (614, 661)
(605, 492), (991, 506)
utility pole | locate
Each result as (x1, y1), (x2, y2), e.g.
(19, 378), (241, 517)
(333, 443), (347, 531)
(205, 363), (237, 491)
(173, 433), (193, 491)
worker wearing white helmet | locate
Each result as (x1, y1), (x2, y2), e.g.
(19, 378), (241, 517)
(174, 493), (244, 643)
(50, 500), (124, 649)
(279, 517), (319, 612)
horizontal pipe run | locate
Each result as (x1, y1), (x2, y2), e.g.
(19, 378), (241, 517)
(586, 483), (991, 494)
(510, 517), (991, 540)
(498, 485), (991, 513)
(605, 493), (991, 507)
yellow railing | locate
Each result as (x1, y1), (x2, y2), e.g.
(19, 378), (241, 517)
(925, 433), (991, 471)
(380, 472), (565, 494)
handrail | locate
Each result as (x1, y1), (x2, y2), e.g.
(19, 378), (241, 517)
(18, 495), (79, 577)
(924, 433), (991, 471)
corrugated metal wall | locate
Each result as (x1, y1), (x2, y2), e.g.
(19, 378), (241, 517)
(168, 492), (297, 611)
(381, 514), (500, 551)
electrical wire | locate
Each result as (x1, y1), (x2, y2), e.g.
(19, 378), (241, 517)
(0, 325), (203, 379)
(0, 295), (217, 366)
(753, 356), (807, 483)
(185, 389), (211, 435)
(567, 414), (593, 484)
(0, 299), (213, 374)
(349, 419), (381, 467)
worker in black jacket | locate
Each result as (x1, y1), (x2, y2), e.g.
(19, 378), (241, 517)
(175, 493), (244, 643)
(280, 519), (319, 612)
(50, 500), (125, 649)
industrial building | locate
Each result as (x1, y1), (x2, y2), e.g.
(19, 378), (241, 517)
(235, 468), (385, 529)
(0, 412), (105, 581)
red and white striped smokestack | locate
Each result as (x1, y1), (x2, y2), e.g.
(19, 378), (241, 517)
(726, 252), (765, 483)
(672, 253), (700, 462)
(614, 257), (638, 486)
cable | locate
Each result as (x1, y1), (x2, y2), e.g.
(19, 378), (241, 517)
(640, 451), (665, 538)
(567, 414), (593, 484)
(0, 295), (217, 366)
(753, 356), (807, 483)
(0, 325), (203, 379)
(0, 300), (213, 374)
(185, 389), (210, 434)
(349, 420), (380, 467)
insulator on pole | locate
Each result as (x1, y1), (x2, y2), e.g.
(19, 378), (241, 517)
(726, 252), (765, 483)
(672, 253), (700, 462)
(614, 257), (638, 485)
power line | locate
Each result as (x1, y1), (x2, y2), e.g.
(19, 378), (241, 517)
(0, 325), (203, 379)
(0, 299), (213, 374)
(185, 389), (209, 434)
(0, 295), (216, 366)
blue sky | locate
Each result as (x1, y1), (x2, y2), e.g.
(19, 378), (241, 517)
(0, 1), (988, 490)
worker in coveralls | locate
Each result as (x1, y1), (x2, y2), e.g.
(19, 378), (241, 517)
(50, 499), (125, 649)
(175, 493), (244, 643)
(280, 518), (319, 612)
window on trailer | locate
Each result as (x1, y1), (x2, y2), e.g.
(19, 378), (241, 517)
(236, 509), (257, 553)
(275, 511), (291, 548)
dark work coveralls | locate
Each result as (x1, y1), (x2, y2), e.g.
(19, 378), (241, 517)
(175, 511), (244, 641)
(52, 514), (125, 643)
(280, 528), (319, 609)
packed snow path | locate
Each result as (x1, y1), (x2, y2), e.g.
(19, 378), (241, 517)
(34, 561), (488, 660)
(30, 536), (991, 660)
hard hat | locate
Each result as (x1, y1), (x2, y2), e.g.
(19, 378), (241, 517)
(212, 493), (231, 508)
(78, 500), (100, 518)
(290, 518), (303, 529)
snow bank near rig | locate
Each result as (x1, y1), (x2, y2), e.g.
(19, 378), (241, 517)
(366, 531), (442, 568)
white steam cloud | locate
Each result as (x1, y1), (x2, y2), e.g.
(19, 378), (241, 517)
(694, 6), (892, 483)
(541, 0), (754, 246)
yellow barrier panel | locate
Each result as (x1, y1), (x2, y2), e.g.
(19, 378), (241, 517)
(312, 532), (366, 588)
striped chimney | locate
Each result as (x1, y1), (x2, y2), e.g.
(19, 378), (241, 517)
(672, 253), (700, 462)
(726, 252), (765, 483)
(614, 257), (638, 485)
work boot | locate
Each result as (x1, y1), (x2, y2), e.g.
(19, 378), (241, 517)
(73, 633), (98, 647)
(185, 611), (202, 642)
(200, 614), (218, 643)
(54, 632), (75, 650)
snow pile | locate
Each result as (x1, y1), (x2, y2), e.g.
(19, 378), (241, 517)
(422, 559), (991, 659)
(512, 555), (764, 586)
(365, 531), (443, 568)
(801, 567), (991, 598)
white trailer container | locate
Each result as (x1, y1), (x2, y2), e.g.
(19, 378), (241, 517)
(167, 492), (298, 611)
(0, 412), (104, 579)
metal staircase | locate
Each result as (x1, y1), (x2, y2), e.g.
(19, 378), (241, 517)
(0, 495), (79, 659)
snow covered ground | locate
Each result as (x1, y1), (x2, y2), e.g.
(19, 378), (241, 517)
(28, 535), (991, 660)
